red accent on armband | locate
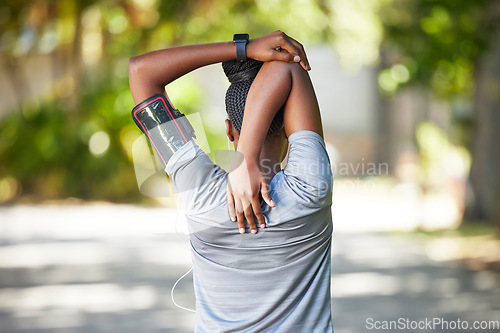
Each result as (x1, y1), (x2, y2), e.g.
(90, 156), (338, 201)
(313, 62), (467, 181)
(132, 95), (189, 167)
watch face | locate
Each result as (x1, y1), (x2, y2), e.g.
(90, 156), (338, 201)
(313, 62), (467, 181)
(233, 33), (249, 42)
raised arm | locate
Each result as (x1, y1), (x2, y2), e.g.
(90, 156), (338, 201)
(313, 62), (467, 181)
(227, 60), (323, 230)
(128, 31), (311, 105)
(238, 60), (322, 158)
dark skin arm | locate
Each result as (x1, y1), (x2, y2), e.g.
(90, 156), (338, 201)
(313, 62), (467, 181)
(227, 60), (323, 230)
(129, 31), (310, 104)
(128, 31), (311, 232)
(238, 60), (322, 155)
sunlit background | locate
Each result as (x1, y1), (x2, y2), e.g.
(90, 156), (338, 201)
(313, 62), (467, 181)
(1, 0), (499, 332)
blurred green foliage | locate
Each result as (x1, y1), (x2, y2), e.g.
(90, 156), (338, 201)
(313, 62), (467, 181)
(377, 0), (498, 150)
(416, 121), (470, 189)
(0, 76), (142, 202)
(379, 0), (498, 97)
(0, 0), (334, 203)
(0, 0), (498, 204)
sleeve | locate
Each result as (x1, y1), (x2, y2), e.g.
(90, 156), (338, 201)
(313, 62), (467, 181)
(165, 141), (228, 214)
(281, 130), (333, 207)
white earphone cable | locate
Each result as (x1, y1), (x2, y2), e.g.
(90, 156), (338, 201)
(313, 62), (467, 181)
(227, 137), (233, 158)
(170, 194), (196, 313)
(171, 266), (195, 312)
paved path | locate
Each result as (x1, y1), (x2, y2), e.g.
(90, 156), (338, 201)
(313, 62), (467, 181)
(0, 205), (499, 332)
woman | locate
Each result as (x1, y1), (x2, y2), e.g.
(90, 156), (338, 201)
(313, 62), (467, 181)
(129, 31), (333, 332)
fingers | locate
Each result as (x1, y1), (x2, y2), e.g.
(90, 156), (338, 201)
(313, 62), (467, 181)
(227, 191), (236, 222)
(243, 200), (258, 234)
(234, 198), (246, 234)
(270, 50), (298, 63)
(288, 36), (311, 71)
(252, 196), (266, 230)
(237, 196), (269, 234)
(260, 179), (275, 208)
(226, 156), (273, 234)
(236, 198), (259, 234)
(228, 189), (267, 234)
(273, 31), (311, 71)
(248, 30), (311, 71)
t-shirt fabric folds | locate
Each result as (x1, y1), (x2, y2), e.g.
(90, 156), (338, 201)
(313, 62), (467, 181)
(166, 130), (334, 333)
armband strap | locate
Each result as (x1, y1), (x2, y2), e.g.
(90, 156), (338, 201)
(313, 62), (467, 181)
(132, 94), (196, 169)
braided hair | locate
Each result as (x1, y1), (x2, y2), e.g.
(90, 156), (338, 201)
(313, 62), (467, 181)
(222, 59), (284, 137)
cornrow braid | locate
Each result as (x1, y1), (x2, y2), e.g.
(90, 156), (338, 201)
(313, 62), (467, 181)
(222, 59), (284, 137)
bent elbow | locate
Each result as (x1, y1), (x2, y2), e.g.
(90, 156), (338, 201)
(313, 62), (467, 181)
(128, 56), (142, 78)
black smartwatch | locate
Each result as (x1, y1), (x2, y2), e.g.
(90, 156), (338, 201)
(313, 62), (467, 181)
(233, 33), (249, 62)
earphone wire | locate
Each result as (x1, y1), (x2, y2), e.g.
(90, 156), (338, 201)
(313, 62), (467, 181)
(227, 137), (233, 158)
(170, 194), (196, 313)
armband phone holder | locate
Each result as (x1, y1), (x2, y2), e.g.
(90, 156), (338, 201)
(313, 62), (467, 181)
(132, 94), (196, 169)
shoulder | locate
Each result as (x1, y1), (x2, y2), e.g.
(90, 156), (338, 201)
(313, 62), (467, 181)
(166, 140), (228, 214)
(280, 130), (333, 207)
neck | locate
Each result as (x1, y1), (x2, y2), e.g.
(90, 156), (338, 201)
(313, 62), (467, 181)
(259, 152), (282, 182)
(258, 136), (288, 182)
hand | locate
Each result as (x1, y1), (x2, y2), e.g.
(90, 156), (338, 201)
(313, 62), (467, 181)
(227, 156), (275, 234)
(247, 30), (311, 71)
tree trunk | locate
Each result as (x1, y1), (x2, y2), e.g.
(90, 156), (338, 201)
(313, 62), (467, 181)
(68, 0), (82, 113)
(465, 28), (500, 229)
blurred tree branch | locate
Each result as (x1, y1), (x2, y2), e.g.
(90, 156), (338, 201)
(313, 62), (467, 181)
(379, 0), (500, 230)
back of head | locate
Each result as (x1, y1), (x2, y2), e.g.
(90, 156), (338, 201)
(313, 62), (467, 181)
(222, 59), (284, 137)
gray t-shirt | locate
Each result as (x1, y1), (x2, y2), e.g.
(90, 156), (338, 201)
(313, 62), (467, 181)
(166, 130), (334, 333)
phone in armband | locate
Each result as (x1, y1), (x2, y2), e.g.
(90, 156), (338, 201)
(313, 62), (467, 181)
(131, 94), (196, 169)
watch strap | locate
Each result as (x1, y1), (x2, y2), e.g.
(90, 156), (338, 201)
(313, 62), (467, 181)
(233, 33), (249, 62)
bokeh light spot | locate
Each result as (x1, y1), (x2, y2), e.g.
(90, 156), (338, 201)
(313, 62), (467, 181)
(0, 176), (20, 203)
(378, 69), (398, 93)
(38, 29), (58, 54)
(391, 64), (410, 83)
(108, 15), (128, 34)
(89, 131), (110, 156)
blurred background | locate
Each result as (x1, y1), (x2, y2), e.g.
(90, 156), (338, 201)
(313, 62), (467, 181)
(1, 0), (500, 332)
